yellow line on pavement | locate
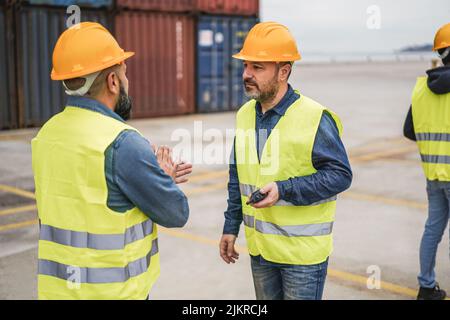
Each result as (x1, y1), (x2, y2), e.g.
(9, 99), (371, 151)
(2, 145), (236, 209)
(184, 182), (227, 196)
(350, 145), (418, 164)
(0, 204), (37, 217)
(0, 184), (36, 200)
(342, 191), (427, 210)
(0, 219), (38, 232)
(187, 170), (228, 183)
(158, 227), (423, 299)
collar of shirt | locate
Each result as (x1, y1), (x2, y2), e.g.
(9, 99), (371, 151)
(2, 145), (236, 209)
(255, 84), (297, 118)
(66, 95), (124, 122)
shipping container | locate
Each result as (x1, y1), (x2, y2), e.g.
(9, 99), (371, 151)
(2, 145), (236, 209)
(115, 11), (195, 118)
(197, 15), (257, 113)
(116, 0), (259, 16)
(20, 0), (113, 8)
(196, 0), (258, 16)
(116, 0), (193, 12)
(0, 5), (17, 129)
(15, 5), (113, 127)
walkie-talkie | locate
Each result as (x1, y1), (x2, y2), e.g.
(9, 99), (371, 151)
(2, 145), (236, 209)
(246, 189), (268, 205)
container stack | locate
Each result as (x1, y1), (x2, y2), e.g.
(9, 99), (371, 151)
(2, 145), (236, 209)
(0, 1), (17, 129)
(0, 0), (259, 130)
(13, 0), (114, 128)
(114, 0), (196, 118)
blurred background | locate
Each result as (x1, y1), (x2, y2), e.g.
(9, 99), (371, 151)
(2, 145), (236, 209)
(0, 0), (449, 300)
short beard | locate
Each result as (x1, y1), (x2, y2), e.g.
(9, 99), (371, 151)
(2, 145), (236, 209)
(244, 75), (279, 104)
(114, 85), (133, 121)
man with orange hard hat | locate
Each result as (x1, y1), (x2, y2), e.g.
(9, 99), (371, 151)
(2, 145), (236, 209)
(31, 22), (192, 299)
(403, 22), (450, 300)
(219, 22), (352, 300)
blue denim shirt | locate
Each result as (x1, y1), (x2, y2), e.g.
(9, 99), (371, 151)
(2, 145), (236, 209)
(66, 96), (189, 228)
(223, 85), (353, 235)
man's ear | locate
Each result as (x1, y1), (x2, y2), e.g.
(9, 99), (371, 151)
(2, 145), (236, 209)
(278, 64), (291, 82)
(106, 71), (120, 96)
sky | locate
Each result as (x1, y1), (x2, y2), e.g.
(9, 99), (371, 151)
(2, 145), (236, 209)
(260, 0), (450, 54)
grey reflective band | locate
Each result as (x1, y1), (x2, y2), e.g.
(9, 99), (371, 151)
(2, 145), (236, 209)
(40, 219), (154, 250)
(38, 239), (158, 283)
(240, 183), (337, 206)
(239, 183), (255, 197)
(255, 220), (333, 237)
(243, 214), (254, 228)
(416, 133), (450, 142)
(421, 154), (450, 164)
(243, 214), (333, 237)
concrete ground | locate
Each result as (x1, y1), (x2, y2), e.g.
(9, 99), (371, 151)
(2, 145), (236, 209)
(0, 60), (449, 300)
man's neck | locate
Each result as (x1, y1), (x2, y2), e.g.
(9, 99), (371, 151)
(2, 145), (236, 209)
(260, 83), (288, 114)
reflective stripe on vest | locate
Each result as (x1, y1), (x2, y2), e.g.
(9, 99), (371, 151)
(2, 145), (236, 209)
(40, 220), (154, 250)
(420, 154), (450, 164)
(243, 213), (333, 237)
(38, 239), (158, 283)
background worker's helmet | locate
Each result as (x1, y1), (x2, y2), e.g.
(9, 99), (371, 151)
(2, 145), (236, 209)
(433, 22), (450, 51)
(232, 21), (301, 62)
(51, 22), (134, 81)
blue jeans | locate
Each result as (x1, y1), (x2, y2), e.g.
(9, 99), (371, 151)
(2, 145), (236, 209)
(250, 255), (329, 300)
(418, 180), (450, 288)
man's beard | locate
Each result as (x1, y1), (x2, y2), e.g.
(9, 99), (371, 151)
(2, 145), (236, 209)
(114, 85), (133, 121)
(244, 76), (279, 104)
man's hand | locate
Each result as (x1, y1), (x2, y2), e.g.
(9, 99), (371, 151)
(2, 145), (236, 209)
(154, 144), (192, 184)
(156, 145), (176, 180)
(174, 161), (193, 184)
(219, 234), (239, 264)
(251, 182), (279, 209)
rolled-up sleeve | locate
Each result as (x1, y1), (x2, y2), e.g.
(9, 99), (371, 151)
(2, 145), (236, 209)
(113, 131), (189, 228)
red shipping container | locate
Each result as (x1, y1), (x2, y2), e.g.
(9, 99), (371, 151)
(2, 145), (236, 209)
(115, 11), (195, 118)
(115, 0), (194, 12)
(116, 0), (259, 16)
(196, 0), (259, 16)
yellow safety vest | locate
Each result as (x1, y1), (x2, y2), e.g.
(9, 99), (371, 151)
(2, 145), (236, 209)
(412, 76), (450, 181)
(235, 93), (343, 265)
(31, 106), (160, 300)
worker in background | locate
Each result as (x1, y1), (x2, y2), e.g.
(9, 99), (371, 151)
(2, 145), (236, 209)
(403, 22), (450, 300)
(31, 22), (192, 300)
(219, 22), (352, 300)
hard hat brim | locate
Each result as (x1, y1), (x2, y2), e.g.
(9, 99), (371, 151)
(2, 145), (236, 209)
(51, 51), (135, 80)
(433, 43), (450, 51)
(232, 52), (301, 62)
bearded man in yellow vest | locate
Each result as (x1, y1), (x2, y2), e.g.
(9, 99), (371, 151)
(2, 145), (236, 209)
(31, 22), (192, 300)
(219, 22), (352, 300)
(403, 22), (450, 300)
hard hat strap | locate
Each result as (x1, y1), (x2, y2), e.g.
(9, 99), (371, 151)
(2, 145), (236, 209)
(63, 71), (102, 96)
(439, 47), (450, 60)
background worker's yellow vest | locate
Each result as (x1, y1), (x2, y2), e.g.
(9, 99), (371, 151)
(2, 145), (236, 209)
(412, 77), (450, 181)
(235, 94), (343, 265)
(31, 107), (160, 300)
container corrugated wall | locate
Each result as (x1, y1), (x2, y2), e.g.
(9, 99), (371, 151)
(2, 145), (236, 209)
(116, 0), (258, 16)
(115, 11), (195, 118)
(197, 15), (257, 112)
(196, 0), (258, 16)
(0, 4), (17, 129)
(15, 5), (113, 127)
(116, 0), (193, 12)
(22, 0), (113, 8)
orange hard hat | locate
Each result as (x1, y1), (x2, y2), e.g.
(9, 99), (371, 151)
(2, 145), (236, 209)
(232, 22), (301, 62)
(51, 22), (134, 80)
(433, 22), (450, 51)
